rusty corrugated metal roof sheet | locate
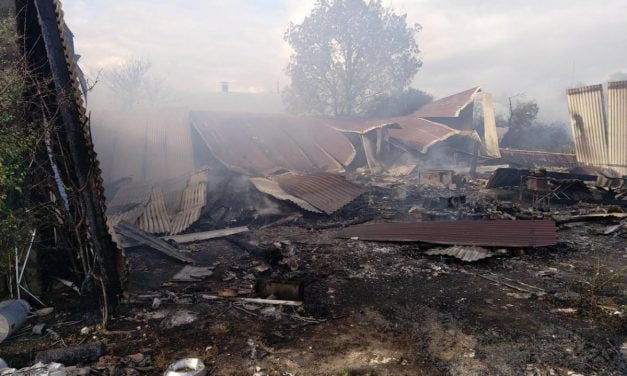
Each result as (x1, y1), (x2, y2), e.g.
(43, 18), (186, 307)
(328, 119), (397, 134)
(274, 173), (365, 214)
(499, 148), (577, 168)
(191, 111), (356, 176)
(249, 177), (321, 213)
(388, 117), (461, 153)
(413, 87), (481, 118)
(339, 220), (557, 247)
(253, 173), (364, 214)
(607, 81), (627, 175)
(566, 84), (609, 169)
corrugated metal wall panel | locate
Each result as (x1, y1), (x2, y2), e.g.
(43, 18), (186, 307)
(607, 81), (627, 175)
(138, 188), (171, 234)
(482, 92), (501, 158)
(566, 84), (608, 168)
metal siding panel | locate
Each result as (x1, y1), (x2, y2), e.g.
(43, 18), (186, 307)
(608, 81), (627, 175)
(566, 84), (608, 168)
(482, 92), (501, 158)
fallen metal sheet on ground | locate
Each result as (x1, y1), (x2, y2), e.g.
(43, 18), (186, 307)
(339, 220), (557, 247)
(115, 221), (194, 264)
(171, 266), (214, 282)
(273, 173), (366, 215)
(425, 246), (494, 262)
(161, 226), (249, 244)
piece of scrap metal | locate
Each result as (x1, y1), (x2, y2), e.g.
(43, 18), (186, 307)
(115, 221), (194, 264)
(339, 220), (557, 247)
(425, 246), (495, 262)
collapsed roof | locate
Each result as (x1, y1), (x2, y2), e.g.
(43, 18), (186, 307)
(191, 111), (356, 176)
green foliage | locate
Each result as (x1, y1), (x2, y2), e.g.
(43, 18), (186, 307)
(283, 0), (422, 117)
(0, 15), (37, 268)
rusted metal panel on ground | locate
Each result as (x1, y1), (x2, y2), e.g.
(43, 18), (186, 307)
(414, 87), (481, 118)
(566, 84), (608, 169)
(339, 220), (557, 247)
(388, 117), (460, 153)
(273, 173), (365, 214)
(498, 148), (577, 169)
(607, 81), (627, 175)
(137, 188), (171, 234)
(191, 112), (356, 176)
(482, 92), (501, 158)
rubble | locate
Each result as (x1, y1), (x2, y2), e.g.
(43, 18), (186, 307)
(35, 342), (106, 365)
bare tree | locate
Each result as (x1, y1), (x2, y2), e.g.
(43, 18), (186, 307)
(104, 58), (165, 107)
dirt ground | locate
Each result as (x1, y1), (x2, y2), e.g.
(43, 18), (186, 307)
(2, 183), (626, 375)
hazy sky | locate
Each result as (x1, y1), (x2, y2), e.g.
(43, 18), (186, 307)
(63, 0), (627, 121)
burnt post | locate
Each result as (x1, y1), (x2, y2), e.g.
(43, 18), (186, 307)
(15, 0), (124, 320)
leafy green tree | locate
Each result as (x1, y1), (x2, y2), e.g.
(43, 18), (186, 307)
(283, 0), (422, 117)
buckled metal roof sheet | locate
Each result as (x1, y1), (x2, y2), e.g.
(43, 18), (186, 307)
(190, 111), (356, 176)
(607, 81), (627, 175)
(249, 177), (321, 213)
(566, 84), (609, 169)
(169, 179), (208, 235)
(339, 220), (557, 247)
(137, 188), (171, 234)
(388, 117), (460, 153)
(266, 172), (365, 214)
(329, 119), (398, 134)
(499, 148), (577, 168)
(413, 87), (481, 118)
